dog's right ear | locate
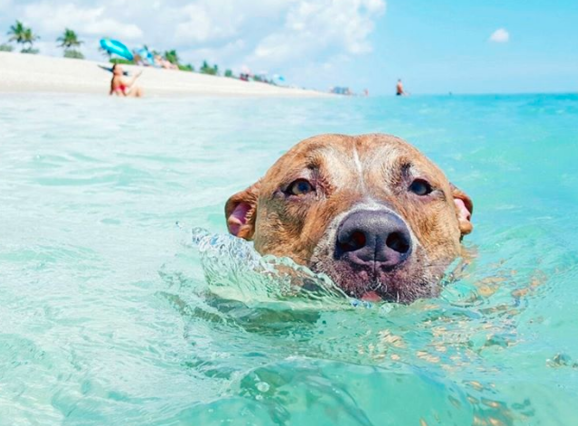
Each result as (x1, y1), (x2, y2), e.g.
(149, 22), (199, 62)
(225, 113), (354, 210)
(224, 181), (261, 240)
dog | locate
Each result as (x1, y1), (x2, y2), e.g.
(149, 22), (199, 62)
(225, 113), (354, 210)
(225, 134), (473, 303)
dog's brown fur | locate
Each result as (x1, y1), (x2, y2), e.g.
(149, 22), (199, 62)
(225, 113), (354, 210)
(225, 134), (473, 302)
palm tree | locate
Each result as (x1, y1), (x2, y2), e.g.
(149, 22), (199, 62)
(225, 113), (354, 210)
(200, 60), (218, 76)
(8, 21), (39, 53)
(57, 28), (83, 58)
(7, 20), (26, 45)
(21, 27), (39, 53)
(57, 28), (82, 50)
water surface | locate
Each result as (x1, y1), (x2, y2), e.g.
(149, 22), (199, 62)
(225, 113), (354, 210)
(1, 93), (577, 425)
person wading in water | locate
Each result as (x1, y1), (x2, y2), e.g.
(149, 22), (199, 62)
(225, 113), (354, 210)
(396, 79), (406, 96)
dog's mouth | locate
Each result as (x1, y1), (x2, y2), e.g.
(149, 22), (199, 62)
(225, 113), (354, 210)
(310, 245), (448, 304)
(326, 262), (438, 303)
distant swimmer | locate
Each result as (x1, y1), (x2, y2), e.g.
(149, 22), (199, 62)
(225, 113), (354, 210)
(396, 79), (406, 96)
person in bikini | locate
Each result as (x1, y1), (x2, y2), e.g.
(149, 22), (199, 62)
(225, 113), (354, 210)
(110, 64), (144, 97)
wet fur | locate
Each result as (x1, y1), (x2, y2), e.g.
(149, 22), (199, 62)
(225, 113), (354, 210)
(225, 134), (473, 303)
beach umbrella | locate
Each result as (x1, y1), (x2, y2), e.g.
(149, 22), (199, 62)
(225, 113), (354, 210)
(99, 38), (134, 61)
(134, 46), (155, 66)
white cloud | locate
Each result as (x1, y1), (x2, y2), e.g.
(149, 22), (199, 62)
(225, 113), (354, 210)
(489, 28), (509, 43)
(250, 0), (386, 66)
(174, 1), (246, 43)
(23, 2), (143, 40)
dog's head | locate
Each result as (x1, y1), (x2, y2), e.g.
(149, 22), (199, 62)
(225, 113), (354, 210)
(225, 134), (473, 303)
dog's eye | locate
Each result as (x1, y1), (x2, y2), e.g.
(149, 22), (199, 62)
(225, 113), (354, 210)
(287, 179), (314, 196)
(409, 179), (433, 196)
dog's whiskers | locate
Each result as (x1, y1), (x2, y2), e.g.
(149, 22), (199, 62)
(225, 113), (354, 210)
(369, 280), (383, 291)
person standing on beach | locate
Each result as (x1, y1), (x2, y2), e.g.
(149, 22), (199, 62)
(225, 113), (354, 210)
(396, 79), (406, 96)
(110, 64), (144, 97)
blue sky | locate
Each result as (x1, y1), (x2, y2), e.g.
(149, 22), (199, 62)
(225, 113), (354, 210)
(360, 0), (578, 94)
(1, 0), (577, 94)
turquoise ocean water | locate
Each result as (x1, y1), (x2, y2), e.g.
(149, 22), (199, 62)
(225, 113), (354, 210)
(1, 93), (577, 425)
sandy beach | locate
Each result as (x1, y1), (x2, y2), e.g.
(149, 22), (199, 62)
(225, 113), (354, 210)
(0, 52), (326, 97)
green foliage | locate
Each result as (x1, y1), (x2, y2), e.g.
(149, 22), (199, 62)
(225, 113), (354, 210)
(7, 21), (26, 44)
(253, 75), (263, 82)
(224, 69), (233, 78)
(21, 28), (39, 48)
(8, 20), (39, 52)
(58, 28), (84, 60)
(178, 64), (194, 72)
(164, 49), (179, 65)
(21, 47), (39, 54)
(64, 49), (84, 59)
(57, 28), (83, 50)
(200, 60), (219, 75)
(109, 58), (134, 65)
(0, 43), (13, 52)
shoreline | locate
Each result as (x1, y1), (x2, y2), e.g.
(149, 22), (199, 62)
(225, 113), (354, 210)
(0, 52), (328, 97)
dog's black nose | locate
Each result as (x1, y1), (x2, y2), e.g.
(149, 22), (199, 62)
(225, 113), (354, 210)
(336, 209), (412, 268)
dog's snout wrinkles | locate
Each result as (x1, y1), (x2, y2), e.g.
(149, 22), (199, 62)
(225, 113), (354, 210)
(336, 210), (412, 269)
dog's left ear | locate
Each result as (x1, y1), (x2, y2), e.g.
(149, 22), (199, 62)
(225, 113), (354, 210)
(225, 181), (261, 240)
(451, 183), (473, 236)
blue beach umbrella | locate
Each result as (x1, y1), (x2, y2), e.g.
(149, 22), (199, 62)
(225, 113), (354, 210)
(99, 38), (134, 61)
(135, 46), (155, 66)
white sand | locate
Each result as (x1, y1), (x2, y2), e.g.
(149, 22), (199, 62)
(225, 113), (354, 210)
(0, 52), (327, 97)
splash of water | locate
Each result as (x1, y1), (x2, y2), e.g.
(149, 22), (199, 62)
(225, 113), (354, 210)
(190, 227), (356, 310)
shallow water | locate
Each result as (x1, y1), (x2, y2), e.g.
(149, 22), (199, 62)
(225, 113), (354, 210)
(1, 93), (577, 425)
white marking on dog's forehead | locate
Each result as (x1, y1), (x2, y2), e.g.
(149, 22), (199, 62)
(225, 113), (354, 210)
(367, 144), (405, 168)
(307, 138), (415, 193)
(352, 146), (366, 193)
